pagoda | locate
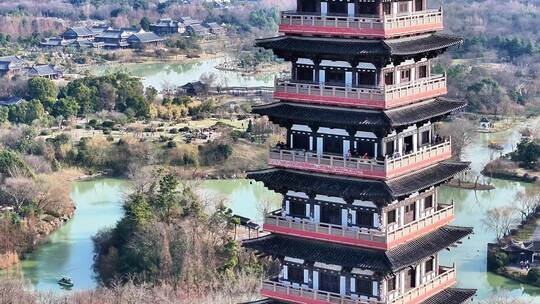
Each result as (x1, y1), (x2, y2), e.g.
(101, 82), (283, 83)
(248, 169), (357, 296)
(243, 1), (476, 304)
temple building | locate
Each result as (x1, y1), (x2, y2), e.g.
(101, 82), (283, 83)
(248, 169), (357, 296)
(242, 0), (476, 303)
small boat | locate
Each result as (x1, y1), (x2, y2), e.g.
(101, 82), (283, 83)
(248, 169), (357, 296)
(57, 276), (74, 288)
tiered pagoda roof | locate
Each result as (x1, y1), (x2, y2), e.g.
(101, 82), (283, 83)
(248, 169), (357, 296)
(252, 98), (466, 132)
(256, 34), (463, 62)
(244, 226), (472, 274)
(421, 288), (477, 304)
(248, 162), (469, 202)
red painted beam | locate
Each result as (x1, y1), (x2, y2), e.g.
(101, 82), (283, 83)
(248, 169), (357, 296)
(278, 23), (443, 39)
(273, 87), (447, 110)
(261, 289), (333, 304)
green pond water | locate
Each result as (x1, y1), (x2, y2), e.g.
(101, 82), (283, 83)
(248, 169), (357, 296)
(87, 56), (278, 91)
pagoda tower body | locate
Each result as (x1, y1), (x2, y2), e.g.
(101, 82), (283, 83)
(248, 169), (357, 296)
(244, 1), (476, 304)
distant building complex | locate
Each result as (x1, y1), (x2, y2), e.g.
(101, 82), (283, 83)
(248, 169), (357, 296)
(41, 16), (226, 50)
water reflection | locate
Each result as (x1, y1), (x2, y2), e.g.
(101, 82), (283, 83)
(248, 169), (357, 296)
(88, 57), (278, 91)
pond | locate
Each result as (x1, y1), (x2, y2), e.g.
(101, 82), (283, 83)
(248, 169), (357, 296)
(2, 178), (281, 292)
(86, 56), (278, 91)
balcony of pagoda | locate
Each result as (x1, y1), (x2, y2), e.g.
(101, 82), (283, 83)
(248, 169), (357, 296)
(387, 266), (457, 304)
(260, 265), (457, 304)
(263, 202), (454, 250)
(261, 279), (383, 304)
(279, 8), (443, 38)
(274, 74), (446, 109)
(279, 57), (447, 109)
(268, 139), (451, 180)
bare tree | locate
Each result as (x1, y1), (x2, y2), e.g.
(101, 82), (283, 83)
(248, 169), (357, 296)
(515, 188), (540, 222)
(482, 207), (519, 242)
(1, 176), (39, 212)
(437, 118), (475, 159)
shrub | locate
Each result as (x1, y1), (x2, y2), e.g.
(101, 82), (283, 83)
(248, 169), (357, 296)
(487, 251), (509, 271)
(169, 128), (178, 134)
(40, 130), (51, 136)
(527, 268), (540, 285)
(101, 121), (115, 128)
(167, 140), (177, 148)
(103, 129), (112, 135)
(198, 142), (233, 166)
(75, 125), (84, 129)
(88, 119), (98, 127)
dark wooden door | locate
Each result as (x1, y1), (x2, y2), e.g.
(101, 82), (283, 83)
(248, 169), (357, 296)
(404, 202), (416, 224)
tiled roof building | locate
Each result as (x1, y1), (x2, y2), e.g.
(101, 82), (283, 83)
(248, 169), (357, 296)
(243, 0), (476, 303)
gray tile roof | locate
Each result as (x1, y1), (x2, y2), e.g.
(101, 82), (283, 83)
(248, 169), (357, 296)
(421, 288), (476, 304)
(127, 31), (165, 43)
(63, 27), (94, 37)
(247, 161), (470, 201)
(29, 65), (58, 76)
(253, 98), (465, 131)
(0, 96), (24, 106)
(256, 34), (463, 61)
(0, 56), (24, 70)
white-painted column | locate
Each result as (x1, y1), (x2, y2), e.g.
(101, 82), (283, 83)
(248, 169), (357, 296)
(340, 276), (347, 295)
(373, 213), (380, 228)
(373, 281), (379, 297)
(400, 205), (405, 226)
(400, 271), (405, 295)
(285, 200), (290, 216)
(304, 269), (309, 284)
(290, 134), (294, 148)
(306, 204), (311, 218)
(415, 199), (421, 220)
(283, 265), (289, 280)
(314, 205), (321, 222)
(350, 209), (357, 225)
(313, 271), (319, 290)
(412, 133), (418, 152)
(415, 265), (421, 287)
(350, 277), (356, 293)
(348, 3), (355, 17)
(342, 209), (349, 227)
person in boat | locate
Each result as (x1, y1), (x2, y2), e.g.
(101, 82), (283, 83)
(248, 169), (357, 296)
(58, 276), (74, 287)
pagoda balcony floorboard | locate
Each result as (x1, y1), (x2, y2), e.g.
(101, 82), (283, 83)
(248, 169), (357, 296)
(263, 203), (454, 250)
(274, 75), (447, 110)
(268, 140), (452, 180)
(279, 9), (443, 38)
